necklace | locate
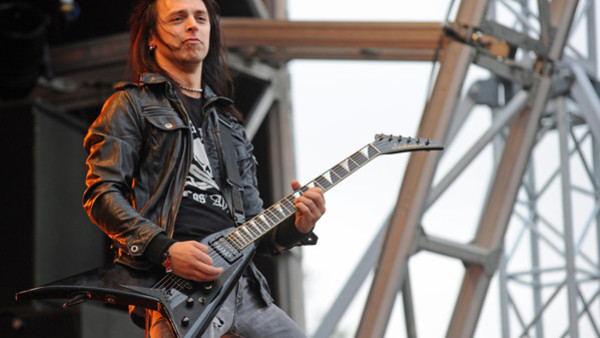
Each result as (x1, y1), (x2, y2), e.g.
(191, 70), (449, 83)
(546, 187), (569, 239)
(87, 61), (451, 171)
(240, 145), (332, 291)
(179, 85), (203, 93)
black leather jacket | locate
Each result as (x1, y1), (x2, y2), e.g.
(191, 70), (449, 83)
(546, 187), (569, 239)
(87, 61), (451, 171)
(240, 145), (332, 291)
(83, 73), (283, 270)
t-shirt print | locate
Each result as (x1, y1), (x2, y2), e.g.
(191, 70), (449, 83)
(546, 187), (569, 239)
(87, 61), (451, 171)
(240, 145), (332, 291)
(186, 124), (220, 191)
(183, 124), (228, 213)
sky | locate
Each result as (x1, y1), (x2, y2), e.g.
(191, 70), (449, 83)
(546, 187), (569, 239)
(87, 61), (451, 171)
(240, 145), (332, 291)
(285, 1), (599, 337)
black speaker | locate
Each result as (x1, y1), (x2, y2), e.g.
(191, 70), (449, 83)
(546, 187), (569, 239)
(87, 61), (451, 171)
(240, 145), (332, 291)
(0, 101), (142, 337)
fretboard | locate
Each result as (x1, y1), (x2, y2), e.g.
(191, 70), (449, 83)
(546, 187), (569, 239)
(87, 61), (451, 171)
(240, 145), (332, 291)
(222, 143), (381, 251)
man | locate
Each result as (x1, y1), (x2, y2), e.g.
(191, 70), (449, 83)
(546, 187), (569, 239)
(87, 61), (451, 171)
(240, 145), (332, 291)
(82, 0), (326, 336)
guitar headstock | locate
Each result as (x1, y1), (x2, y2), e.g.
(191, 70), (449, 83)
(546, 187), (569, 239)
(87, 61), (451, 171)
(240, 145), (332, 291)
(372, 134), (444, 155)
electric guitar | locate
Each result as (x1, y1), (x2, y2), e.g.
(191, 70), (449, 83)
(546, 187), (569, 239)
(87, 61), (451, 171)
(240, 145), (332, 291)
(16, 134), (443, 338)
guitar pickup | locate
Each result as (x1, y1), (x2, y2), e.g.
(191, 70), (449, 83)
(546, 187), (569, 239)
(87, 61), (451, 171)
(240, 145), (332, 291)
(210, 236), (241, 264)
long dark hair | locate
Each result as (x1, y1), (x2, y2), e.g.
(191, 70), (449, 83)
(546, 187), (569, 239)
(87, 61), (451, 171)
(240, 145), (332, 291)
(128, 0), (240, 118)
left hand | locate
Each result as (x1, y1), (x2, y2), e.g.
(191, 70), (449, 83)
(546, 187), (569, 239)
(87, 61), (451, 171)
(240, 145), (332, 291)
(291, 180), (326, 233)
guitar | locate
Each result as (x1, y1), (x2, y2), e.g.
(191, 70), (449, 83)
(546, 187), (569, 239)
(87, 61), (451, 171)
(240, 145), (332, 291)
(16, 134), (443, 338)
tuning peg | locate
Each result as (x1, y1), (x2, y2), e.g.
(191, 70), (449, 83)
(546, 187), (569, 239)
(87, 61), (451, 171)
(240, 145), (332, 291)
(426, 138), (430, 145)
(407, 136), (412, 143)
(416, 137), (421, 144)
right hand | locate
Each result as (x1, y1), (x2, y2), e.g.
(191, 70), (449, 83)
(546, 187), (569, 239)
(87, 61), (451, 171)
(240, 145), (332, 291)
(167, 241), (222, 282)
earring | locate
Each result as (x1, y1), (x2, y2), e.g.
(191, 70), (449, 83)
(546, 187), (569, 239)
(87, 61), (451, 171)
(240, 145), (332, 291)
(148, 44), (156, 52)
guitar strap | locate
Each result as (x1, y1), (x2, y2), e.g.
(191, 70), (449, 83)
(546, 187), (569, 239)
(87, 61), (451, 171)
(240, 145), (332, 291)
(213, 113), (246, 226)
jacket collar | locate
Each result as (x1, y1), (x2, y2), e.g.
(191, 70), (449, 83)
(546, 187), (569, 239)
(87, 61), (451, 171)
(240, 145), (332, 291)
(139, 73), (233, 108)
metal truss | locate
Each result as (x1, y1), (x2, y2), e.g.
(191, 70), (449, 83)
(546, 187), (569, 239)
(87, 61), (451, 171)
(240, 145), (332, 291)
(308, 0), (600, 337)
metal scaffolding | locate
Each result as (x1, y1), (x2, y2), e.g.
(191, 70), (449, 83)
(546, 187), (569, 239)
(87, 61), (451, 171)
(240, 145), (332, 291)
(310, 0), (600, 337)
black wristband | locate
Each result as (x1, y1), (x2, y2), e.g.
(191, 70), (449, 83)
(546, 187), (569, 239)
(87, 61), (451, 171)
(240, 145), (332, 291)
(145, 233), (176, 265)
(275, 219), (313, 248)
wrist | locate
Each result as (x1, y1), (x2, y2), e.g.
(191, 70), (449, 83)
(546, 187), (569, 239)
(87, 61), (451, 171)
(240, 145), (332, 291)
(275, 219), (314, 249)
(145, 233), (176, 265)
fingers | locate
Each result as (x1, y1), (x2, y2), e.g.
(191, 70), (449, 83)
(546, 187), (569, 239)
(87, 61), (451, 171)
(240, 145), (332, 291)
(188, 243), (222, 279)
(168, 241), (223, 282)
(290, 180), (326, 233)
(296, 190), (324, 215)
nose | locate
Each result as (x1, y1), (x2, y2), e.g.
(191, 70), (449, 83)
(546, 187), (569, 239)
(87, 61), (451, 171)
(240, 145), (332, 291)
(185, 15), (198, 32)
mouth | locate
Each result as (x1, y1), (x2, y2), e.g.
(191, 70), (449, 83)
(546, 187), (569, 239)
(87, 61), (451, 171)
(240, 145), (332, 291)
(183, 38), (201, 44)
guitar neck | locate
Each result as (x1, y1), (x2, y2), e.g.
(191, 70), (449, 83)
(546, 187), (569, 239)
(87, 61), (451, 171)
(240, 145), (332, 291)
(217, 134), (443, 252)
(222, 143), (382, 250)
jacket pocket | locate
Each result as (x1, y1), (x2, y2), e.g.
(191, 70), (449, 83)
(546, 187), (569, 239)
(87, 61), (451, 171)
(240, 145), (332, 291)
(142, 110), (188, 167)
(143, 108), (187, 131)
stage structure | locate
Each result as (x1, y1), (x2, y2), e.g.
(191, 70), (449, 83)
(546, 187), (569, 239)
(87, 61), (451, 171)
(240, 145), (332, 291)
(1, 0), (598, 337)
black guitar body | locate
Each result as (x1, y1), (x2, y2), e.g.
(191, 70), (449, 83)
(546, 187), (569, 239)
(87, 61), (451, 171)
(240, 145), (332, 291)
(17, 227), (256, 338)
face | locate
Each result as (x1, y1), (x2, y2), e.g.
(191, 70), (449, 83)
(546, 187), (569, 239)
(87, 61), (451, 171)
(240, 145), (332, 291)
(150, 0), (211, 72)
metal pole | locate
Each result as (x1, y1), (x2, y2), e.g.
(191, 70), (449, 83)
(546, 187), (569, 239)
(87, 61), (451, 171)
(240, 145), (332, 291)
(356, 1), (487, 335)
(557, 96), (579, 337)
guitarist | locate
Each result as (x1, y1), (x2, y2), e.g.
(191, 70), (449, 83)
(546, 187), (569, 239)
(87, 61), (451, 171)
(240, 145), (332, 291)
(82, 0), (326, 337)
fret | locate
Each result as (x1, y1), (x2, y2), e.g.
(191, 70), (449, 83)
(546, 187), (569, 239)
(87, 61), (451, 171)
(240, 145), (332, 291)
(249, 220), (265, 233)
(269, 206), (287, 220)
(280, 200), (295, 216)
(263, 209), (281, 225)
(327, 169), (342, 185)
(246, 223), (265, 240)
(255, 215), (270, 231)
(273, 203), (288, 217)
(258, 214), (270, 226)
(339, 159), (350, 172)
(332, 164), (348, 179)
(348, 156), (360, 171)
(250, 219), (263, 233)
(283, 196), (296, 209)
(351, 151), (368, 165)
(322, 171), (333, 185)
(311, 180), (325, 190)
(359, 146), (371, 159)
(248, 226), (260, 239)
(226, 233), (243, 249)
(233, 228), (249, 247)
(236, 229), (251, 244)
(273, 203), (285, 215)
(315, 176), (332, 190)
(242, 224), (259, 238)
(328, 169), (340, 182)
(368, 144), (380, 158)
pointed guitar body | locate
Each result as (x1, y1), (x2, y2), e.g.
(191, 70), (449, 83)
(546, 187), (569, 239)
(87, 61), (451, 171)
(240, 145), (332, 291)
(17, 228), (254, 338)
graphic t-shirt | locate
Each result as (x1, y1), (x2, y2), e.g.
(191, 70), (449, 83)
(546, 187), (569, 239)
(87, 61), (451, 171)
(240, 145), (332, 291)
(173, 94), (235, 241)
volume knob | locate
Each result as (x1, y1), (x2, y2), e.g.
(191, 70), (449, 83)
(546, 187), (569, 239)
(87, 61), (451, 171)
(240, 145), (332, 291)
(202, 283), (213, 293)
